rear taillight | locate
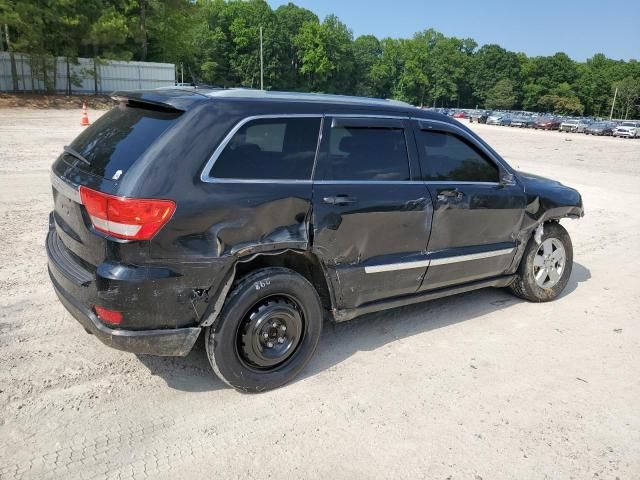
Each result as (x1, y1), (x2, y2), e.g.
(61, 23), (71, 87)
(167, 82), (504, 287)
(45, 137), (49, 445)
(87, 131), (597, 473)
(94, 306), (123, 325)
(79, 186), (176, 240)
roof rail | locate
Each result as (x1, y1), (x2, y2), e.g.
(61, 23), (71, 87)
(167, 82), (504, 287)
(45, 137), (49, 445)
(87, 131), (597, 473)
(203, 88), (413, 108)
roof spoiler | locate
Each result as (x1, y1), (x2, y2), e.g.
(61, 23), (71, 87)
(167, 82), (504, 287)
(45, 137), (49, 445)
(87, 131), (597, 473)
(111, 89), (210, 112)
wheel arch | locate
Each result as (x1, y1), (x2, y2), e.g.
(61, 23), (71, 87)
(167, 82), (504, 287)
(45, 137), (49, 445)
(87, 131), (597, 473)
(508, 218), (569, 275)
(200, 249), (336, 328)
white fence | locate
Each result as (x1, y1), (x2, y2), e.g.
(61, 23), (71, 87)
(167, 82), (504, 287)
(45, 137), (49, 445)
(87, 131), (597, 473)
(0, 52), (175, 94)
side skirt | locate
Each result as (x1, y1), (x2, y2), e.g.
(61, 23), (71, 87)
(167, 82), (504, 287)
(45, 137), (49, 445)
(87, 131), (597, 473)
(332, 274), (515, 323)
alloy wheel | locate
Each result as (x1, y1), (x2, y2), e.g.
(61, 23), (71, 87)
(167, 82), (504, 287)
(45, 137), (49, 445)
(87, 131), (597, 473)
(533, 238), (566, 288)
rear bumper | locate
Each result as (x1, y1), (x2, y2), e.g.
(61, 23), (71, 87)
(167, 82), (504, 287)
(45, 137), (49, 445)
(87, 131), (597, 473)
(49, 268), (200, 356)
(46, 224), (203, 356)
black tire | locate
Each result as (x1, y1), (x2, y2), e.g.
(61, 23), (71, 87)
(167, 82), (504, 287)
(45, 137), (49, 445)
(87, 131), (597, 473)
(509, 222), (573, 302)
(205, 267), (323, 392)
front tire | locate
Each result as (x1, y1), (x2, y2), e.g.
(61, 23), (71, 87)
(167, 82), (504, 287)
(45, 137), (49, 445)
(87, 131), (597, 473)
(509, 222), (573, 302)
(205, 268), (323, 392)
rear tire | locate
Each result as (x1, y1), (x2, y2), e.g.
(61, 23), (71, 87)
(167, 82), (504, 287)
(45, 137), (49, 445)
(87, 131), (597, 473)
(509, 222), (573, 302)
(205, 267), (323, 392)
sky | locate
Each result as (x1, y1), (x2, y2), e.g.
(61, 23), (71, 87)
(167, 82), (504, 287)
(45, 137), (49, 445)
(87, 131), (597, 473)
(267, 0), (640, 62)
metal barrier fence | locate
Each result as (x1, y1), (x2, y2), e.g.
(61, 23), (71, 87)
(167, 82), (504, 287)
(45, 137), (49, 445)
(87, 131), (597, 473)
(0, 52), (175, 94)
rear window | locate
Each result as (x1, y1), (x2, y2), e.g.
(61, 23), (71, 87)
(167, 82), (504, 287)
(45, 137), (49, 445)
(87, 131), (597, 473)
(210, 117), (321, 180)
(64, 104), (181, 179)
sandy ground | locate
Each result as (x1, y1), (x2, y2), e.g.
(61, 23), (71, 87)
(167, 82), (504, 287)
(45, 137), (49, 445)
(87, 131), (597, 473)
(0, 109), (639, 480)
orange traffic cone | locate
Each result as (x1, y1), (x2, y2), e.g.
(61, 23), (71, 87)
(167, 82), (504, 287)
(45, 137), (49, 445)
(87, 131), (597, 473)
(80, 102), (90, 126)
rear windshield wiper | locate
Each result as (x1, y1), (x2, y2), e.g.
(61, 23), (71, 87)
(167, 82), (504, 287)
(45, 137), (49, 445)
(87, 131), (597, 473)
(63, 145), (91, 166)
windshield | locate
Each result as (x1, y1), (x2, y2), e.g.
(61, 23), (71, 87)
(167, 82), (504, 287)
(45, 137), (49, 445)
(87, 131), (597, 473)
(621, 122), (636, 127)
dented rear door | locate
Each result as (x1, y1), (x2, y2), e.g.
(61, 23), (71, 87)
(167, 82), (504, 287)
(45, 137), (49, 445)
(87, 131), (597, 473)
(312, 116), (433, 309)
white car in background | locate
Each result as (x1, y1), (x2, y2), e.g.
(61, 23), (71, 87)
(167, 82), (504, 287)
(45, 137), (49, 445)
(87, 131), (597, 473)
(613, 121), (640, 138)
(560, 118), (591, 133)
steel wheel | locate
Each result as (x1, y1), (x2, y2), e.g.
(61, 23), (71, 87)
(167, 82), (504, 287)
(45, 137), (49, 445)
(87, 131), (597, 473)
(533, 238), (566, 288)
(237, 296), (304, 370)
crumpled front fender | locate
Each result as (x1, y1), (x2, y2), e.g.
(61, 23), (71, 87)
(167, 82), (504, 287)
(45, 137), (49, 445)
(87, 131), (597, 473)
(506, 171), (583, 273)
(518, 171), (584, 229)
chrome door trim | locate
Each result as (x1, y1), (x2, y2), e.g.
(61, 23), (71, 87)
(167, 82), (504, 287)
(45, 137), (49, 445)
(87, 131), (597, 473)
(429, 247), (515, 266)
(363, 247), (514, 273)
(364, 260), (430, 274)
(424, 181), (501, 186)
(314, 180), (417, 185)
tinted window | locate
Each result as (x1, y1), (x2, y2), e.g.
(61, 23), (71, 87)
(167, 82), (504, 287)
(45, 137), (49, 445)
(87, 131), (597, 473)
(417, 131), (499, 182)
(320, 126), (409, 181)
(211, 117), (321, 180)
(66, 104), (181, 179)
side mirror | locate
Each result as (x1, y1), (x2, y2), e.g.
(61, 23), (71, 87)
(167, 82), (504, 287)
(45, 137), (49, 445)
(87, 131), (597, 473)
(500, 172), (516, 186)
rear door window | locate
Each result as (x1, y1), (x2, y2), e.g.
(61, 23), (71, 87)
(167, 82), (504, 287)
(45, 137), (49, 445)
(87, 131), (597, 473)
(64, 104), (181, 179)
(416, 130), (499, 182)
(318, 124), (410, 181)
(210, 117), (321, 180)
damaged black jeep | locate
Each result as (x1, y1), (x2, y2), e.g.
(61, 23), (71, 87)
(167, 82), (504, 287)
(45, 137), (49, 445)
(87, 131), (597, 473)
(47, 89), (584, 391)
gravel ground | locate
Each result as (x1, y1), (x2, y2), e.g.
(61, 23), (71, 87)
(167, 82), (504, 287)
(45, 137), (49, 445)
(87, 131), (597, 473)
(0, 109), (639, 479)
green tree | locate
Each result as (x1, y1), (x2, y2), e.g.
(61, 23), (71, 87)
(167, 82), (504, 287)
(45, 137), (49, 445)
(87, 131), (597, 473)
(295, 14), (354, 93)
(485, 79), (516, 109)
(470, 44), (520, 106)
(352, 35), (381, 97)
(0, 0), (638, 118)
(367, 37), (403, 99)
(428, 34), (475, 107)
(274, 2), (318, 90)
(612, 76), (640, 119)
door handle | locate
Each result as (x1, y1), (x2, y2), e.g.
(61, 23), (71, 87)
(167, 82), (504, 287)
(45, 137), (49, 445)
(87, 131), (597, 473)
(323, 195), (358, 206)
(437, 189), (463, 201)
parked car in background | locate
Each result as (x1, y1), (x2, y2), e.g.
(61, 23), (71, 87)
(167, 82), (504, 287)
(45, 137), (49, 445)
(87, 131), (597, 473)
(469, 110), (489, 124)
(574, 119), (591, 133)
(486, 113), (502, 125)
(533, 117), (561, 130)
(613, 121), (640, 138)
(559, 119), (581, 132)
(585, 121), (615, 136)
(452, 111), (467, 119)
(510, 116), (536, 128)
(487, 113), (512, 126)
(501, 114), (514, 126)
(46, 88), (583, 392)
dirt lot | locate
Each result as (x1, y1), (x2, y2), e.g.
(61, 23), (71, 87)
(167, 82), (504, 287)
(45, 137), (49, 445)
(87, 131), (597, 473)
(0, 94), (116, 110)
(1, 109), (639, 480)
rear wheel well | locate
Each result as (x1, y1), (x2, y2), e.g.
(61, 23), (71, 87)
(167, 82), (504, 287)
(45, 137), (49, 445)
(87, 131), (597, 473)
(234, 251), (334, 312)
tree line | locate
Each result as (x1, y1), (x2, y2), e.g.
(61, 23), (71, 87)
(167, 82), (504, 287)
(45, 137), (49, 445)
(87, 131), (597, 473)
(1, 0), (639, 118)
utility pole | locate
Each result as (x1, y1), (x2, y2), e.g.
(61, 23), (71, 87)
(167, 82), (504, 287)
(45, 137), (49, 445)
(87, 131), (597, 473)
(609, 86), (618, 120)
(259, 26), (264, 90)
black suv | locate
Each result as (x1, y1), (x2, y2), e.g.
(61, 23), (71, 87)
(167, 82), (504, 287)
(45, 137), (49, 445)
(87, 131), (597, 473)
(47, 89), (583, 392)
